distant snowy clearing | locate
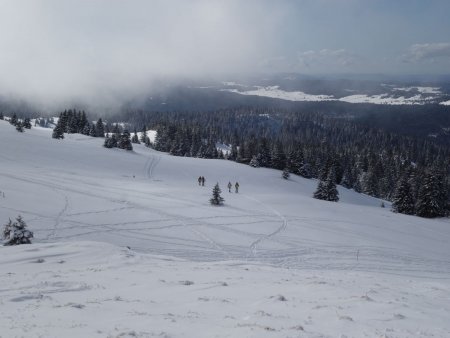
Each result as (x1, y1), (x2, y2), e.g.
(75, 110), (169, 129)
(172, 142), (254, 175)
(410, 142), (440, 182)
(222, 85), (447, 105)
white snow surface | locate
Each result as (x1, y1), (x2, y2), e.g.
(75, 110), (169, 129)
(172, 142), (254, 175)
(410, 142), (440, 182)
(338, 94), (434, 105)
(440, 99), (450, 106)
(223, 86), (447, 105)
(393, 86), (441, 94)
(1, 120), (450, 337)
(223, 86), (335, 102)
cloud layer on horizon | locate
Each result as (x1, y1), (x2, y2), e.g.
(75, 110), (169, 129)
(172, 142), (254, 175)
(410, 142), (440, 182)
(0, 0), (449, 111)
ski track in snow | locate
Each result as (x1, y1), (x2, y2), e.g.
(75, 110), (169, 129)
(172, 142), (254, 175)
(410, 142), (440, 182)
(46, 190), (70, 240)
(145, 154), (161, 179)
(244, 195), (288, 257)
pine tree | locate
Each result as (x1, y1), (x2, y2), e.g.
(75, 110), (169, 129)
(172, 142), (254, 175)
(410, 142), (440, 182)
(313, 170), (339, 202)
(140, 127), (148, 143)
(82, 123), (91, 135)
(131, 128), (140, 144)
(324, 170), (339, 202)
(67, 112), (78, 133)
(270, 141), (286, 170)
(3, 215), (33, 245)
(210, 183), (225, 206)
(96, 118), (105, 138)
(103, 134), (118, 148)
(89, 124), (97, 137)
(52, 119), (65, 139)
(229, 144), (238, 161)
(313, 180), (327, 200)
(298, 162), (312, 178)
(23, 118), (32, 129)
(392, 176), (415, 215)
(9, 113), (18, 126)
(0, 112), (4, 120)
(415, 171), (446, 218)
(15, 122), (24, 132)
(118, 130), (133, 150)
(249, 155), (260, 168)
(257, 137), (271, 167)
(79, 111), (88, 132)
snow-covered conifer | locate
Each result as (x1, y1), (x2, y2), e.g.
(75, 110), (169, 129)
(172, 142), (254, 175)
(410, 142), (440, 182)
(391, 176), (415, 215)
(15, 122), (24, 132)
(210, 183), (224, 206)
(23, 118), (32, 129)
(3, 216), (33, 246)
(249, 155), (260, 168)
(96, 118), (105, 138)
(416, 171), (446, 218)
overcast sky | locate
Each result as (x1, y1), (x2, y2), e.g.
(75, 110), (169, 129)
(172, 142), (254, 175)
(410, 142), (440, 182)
(0, 0), (449, 107)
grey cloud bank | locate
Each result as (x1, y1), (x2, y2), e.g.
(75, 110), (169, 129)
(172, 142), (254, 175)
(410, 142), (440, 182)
(0, 0), (449, 110)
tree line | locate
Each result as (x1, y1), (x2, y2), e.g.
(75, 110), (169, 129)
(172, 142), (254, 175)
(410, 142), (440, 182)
(45, 107), (449, 218)
(124, 108), (450, 218)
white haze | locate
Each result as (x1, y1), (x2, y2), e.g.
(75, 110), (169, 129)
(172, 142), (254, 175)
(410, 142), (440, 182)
(0, 0), (285, 111)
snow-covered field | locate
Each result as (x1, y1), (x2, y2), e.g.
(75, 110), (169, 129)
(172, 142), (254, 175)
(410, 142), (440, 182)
(223, 86), (335, 102)
(222, 85), (448, 105)
(1, 120), (450, 337)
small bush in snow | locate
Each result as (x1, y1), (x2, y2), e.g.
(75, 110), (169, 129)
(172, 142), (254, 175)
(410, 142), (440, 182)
(3, 215), (33, 246)
(277, 295), (287, 301)
(282, 168), (290, 179)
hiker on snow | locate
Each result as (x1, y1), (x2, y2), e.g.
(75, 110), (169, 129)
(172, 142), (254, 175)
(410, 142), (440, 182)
(198, 176), (202, 186)
(227, 181), (232, 192)
(235, 182), (239, 193)
(201, 176), (205, 186)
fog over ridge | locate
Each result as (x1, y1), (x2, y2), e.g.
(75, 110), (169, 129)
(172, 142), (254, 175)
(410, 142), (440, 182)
(0, 0), (449, 111)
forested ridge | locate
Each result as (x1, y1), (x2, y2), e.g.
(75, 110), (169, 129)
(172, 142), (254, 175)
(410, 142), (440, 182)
(122, 108), (450, 217)
(4, 106), (449, 218)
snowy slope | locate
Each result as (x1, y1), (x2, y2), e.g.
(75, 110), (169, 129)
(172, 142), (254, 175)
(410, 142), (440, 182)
(1, 120), (450, 337)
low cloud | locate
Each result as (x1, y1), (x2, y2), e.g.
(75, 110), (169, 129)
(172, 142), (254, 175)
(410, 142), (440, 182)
(401, 43), (450, 63)
(296, 49), (362, 71)
(0, 0), (287, 112)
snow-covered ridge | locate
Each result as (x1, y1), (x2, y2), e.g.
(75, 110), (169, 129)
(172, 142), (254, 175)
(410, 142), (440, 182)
(393, 86), (441, 94)
(223, 86), (334, 102)
(222, 85), (448, 105)
(339, 93), (435, 105)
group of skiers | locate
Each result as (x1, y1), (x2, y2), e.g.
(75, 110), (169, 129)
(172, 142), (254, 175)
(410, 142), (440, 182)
(197, 177), (240, 193)
(228, 181), (239, 193)
(197, 176), (205, 186)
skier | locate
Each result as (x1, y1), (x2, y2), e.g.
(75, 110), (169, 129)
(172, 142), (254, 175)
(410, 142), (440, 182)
(201, 176), (205, 186)
(227, 181), (232, 193)
(198, 176), (202, 186)
(235, 182), (239, 193)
